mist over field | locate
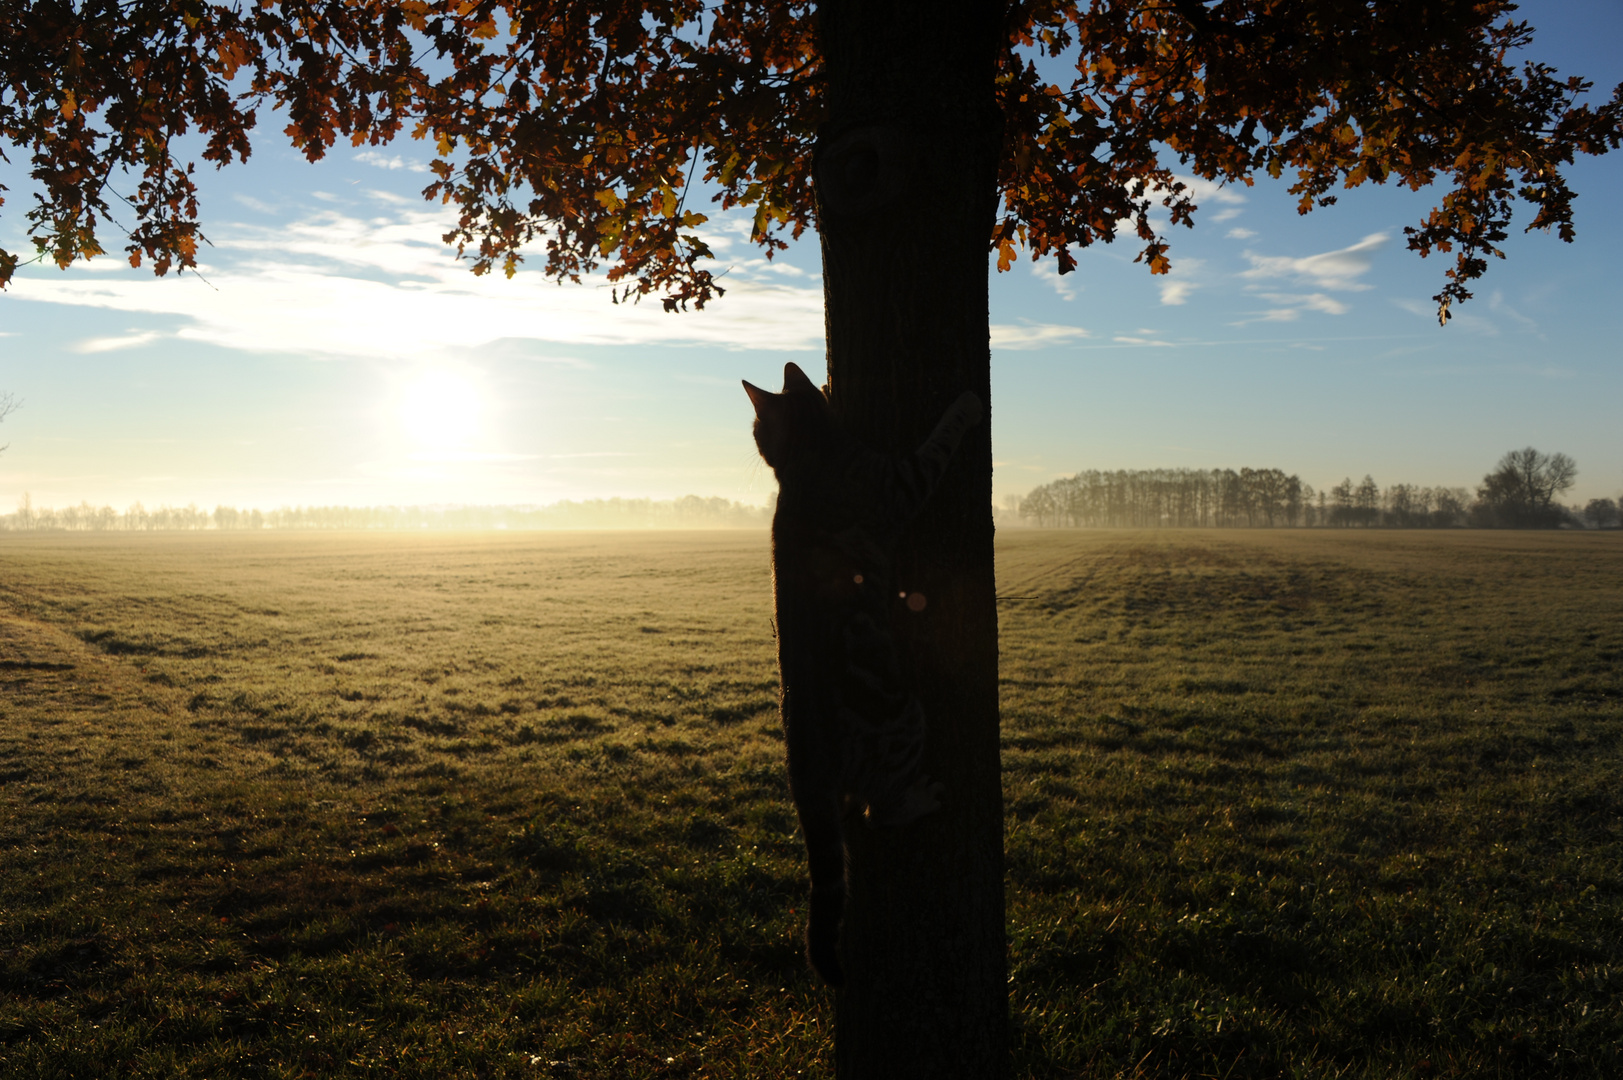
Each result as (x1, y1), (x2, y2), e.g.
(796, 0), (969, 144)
(4, 442), (1617, 533)
(0, 496), (774, 533)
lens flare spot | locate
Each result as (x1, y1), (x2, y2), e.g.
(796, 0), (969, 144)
(906, 592), (928, 612)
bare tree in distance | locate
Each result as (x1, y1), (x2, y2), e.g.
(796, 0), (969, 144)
(0, 391), (18, 455)
(1475, 447), (1579, 528)
(1583, 498), (1620, 530)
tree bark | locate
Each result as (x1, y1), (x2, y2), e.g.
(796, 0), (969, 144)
(813, 2), (1007, 1077)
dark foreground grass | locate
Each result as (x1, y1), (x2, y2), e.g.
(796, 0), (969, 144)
(0, 529), (1619, 1078)
(998, 530), (1623, 1079)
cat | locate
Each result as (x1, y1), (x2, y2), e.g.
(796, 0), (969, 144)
(742, 361), (983, 987)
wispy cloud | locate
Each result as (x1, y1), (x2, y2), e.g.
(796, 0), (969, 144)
(1159, 281), (1196, 305)
(1130, 176), (1247, 232)
(1240, 232), (1388, 291)
(1156, 257), (1205, 306)
(73, 330), (165, 353)
(1225, 227), (1257, 240)
(10, 201), (829, 357)
(1233, 292), (1352, 323)
(355, 150), (430, 173)
(1169, 175), (1248, 207)
(990, 322), (1089, 349)
(1112, 334), (1175, 347)
(1029, 258), (1079, 300)
(1489, 289), (1540, 333)
(1227, 233), (1390, 323)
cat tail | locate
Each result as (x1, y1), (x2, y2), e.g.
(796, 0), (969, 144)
(801, 792), (848, 987)
(894, 391), (984, 513)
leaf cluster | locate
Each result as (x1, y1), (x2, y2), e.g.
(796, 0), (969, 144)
(998, 0), (1623, 320)
(411, 0), (821, 309)
(0, 0), (422, 282)
(2, 0), (1618, 319)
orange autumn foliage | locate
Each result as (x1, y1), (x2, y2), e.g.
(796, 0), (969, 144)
(3, 0), (1619, 320)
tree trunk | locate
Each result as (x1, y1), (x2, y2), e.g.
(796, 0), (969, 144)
(813, 2), (1007, 1077)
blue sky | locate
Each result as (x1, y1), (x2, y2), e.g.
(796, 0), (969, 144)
(2, 0), (1620, 514)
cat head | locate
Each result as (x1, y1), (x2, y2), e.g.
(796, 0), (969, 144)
(742, 362), (832, 472)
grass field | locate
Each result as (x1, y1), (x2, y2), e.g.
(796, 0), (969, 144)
(1, 528), (1619, 1078)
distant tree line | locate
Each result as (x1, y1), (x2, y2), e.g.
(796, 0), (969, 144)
(1017, 467), (1315, 528)
(0, 494), (771, 532)
(1017, 448), (1616, 530)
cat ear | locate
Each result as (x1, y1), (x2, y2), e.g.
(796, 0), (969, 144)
(781, 362), (825, 398)
(742, 379), (778, 419)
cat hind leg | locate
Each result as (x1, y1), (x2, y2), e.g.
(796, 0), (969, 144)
(805, 881), (846, 987)
(799, 792), (848, 987)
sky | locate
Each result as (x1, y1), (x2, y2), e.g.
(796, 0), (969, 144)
(2, 0), (1620, 515)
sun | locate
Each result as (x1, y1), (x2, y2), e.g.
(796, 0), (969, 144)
(397, 368), (484, 449)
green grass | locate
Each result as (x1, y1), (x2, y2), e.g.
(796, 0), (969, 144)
(998, 530), (1623, 1078)
(1, 529), (1620, 1078)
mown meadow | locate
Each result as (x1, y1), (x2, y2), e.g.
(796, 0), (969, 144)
(1, 528), (1619, 1078)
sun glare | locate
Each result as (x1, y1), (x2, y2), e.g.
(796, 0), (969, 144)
(398, 369), (484, 449)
